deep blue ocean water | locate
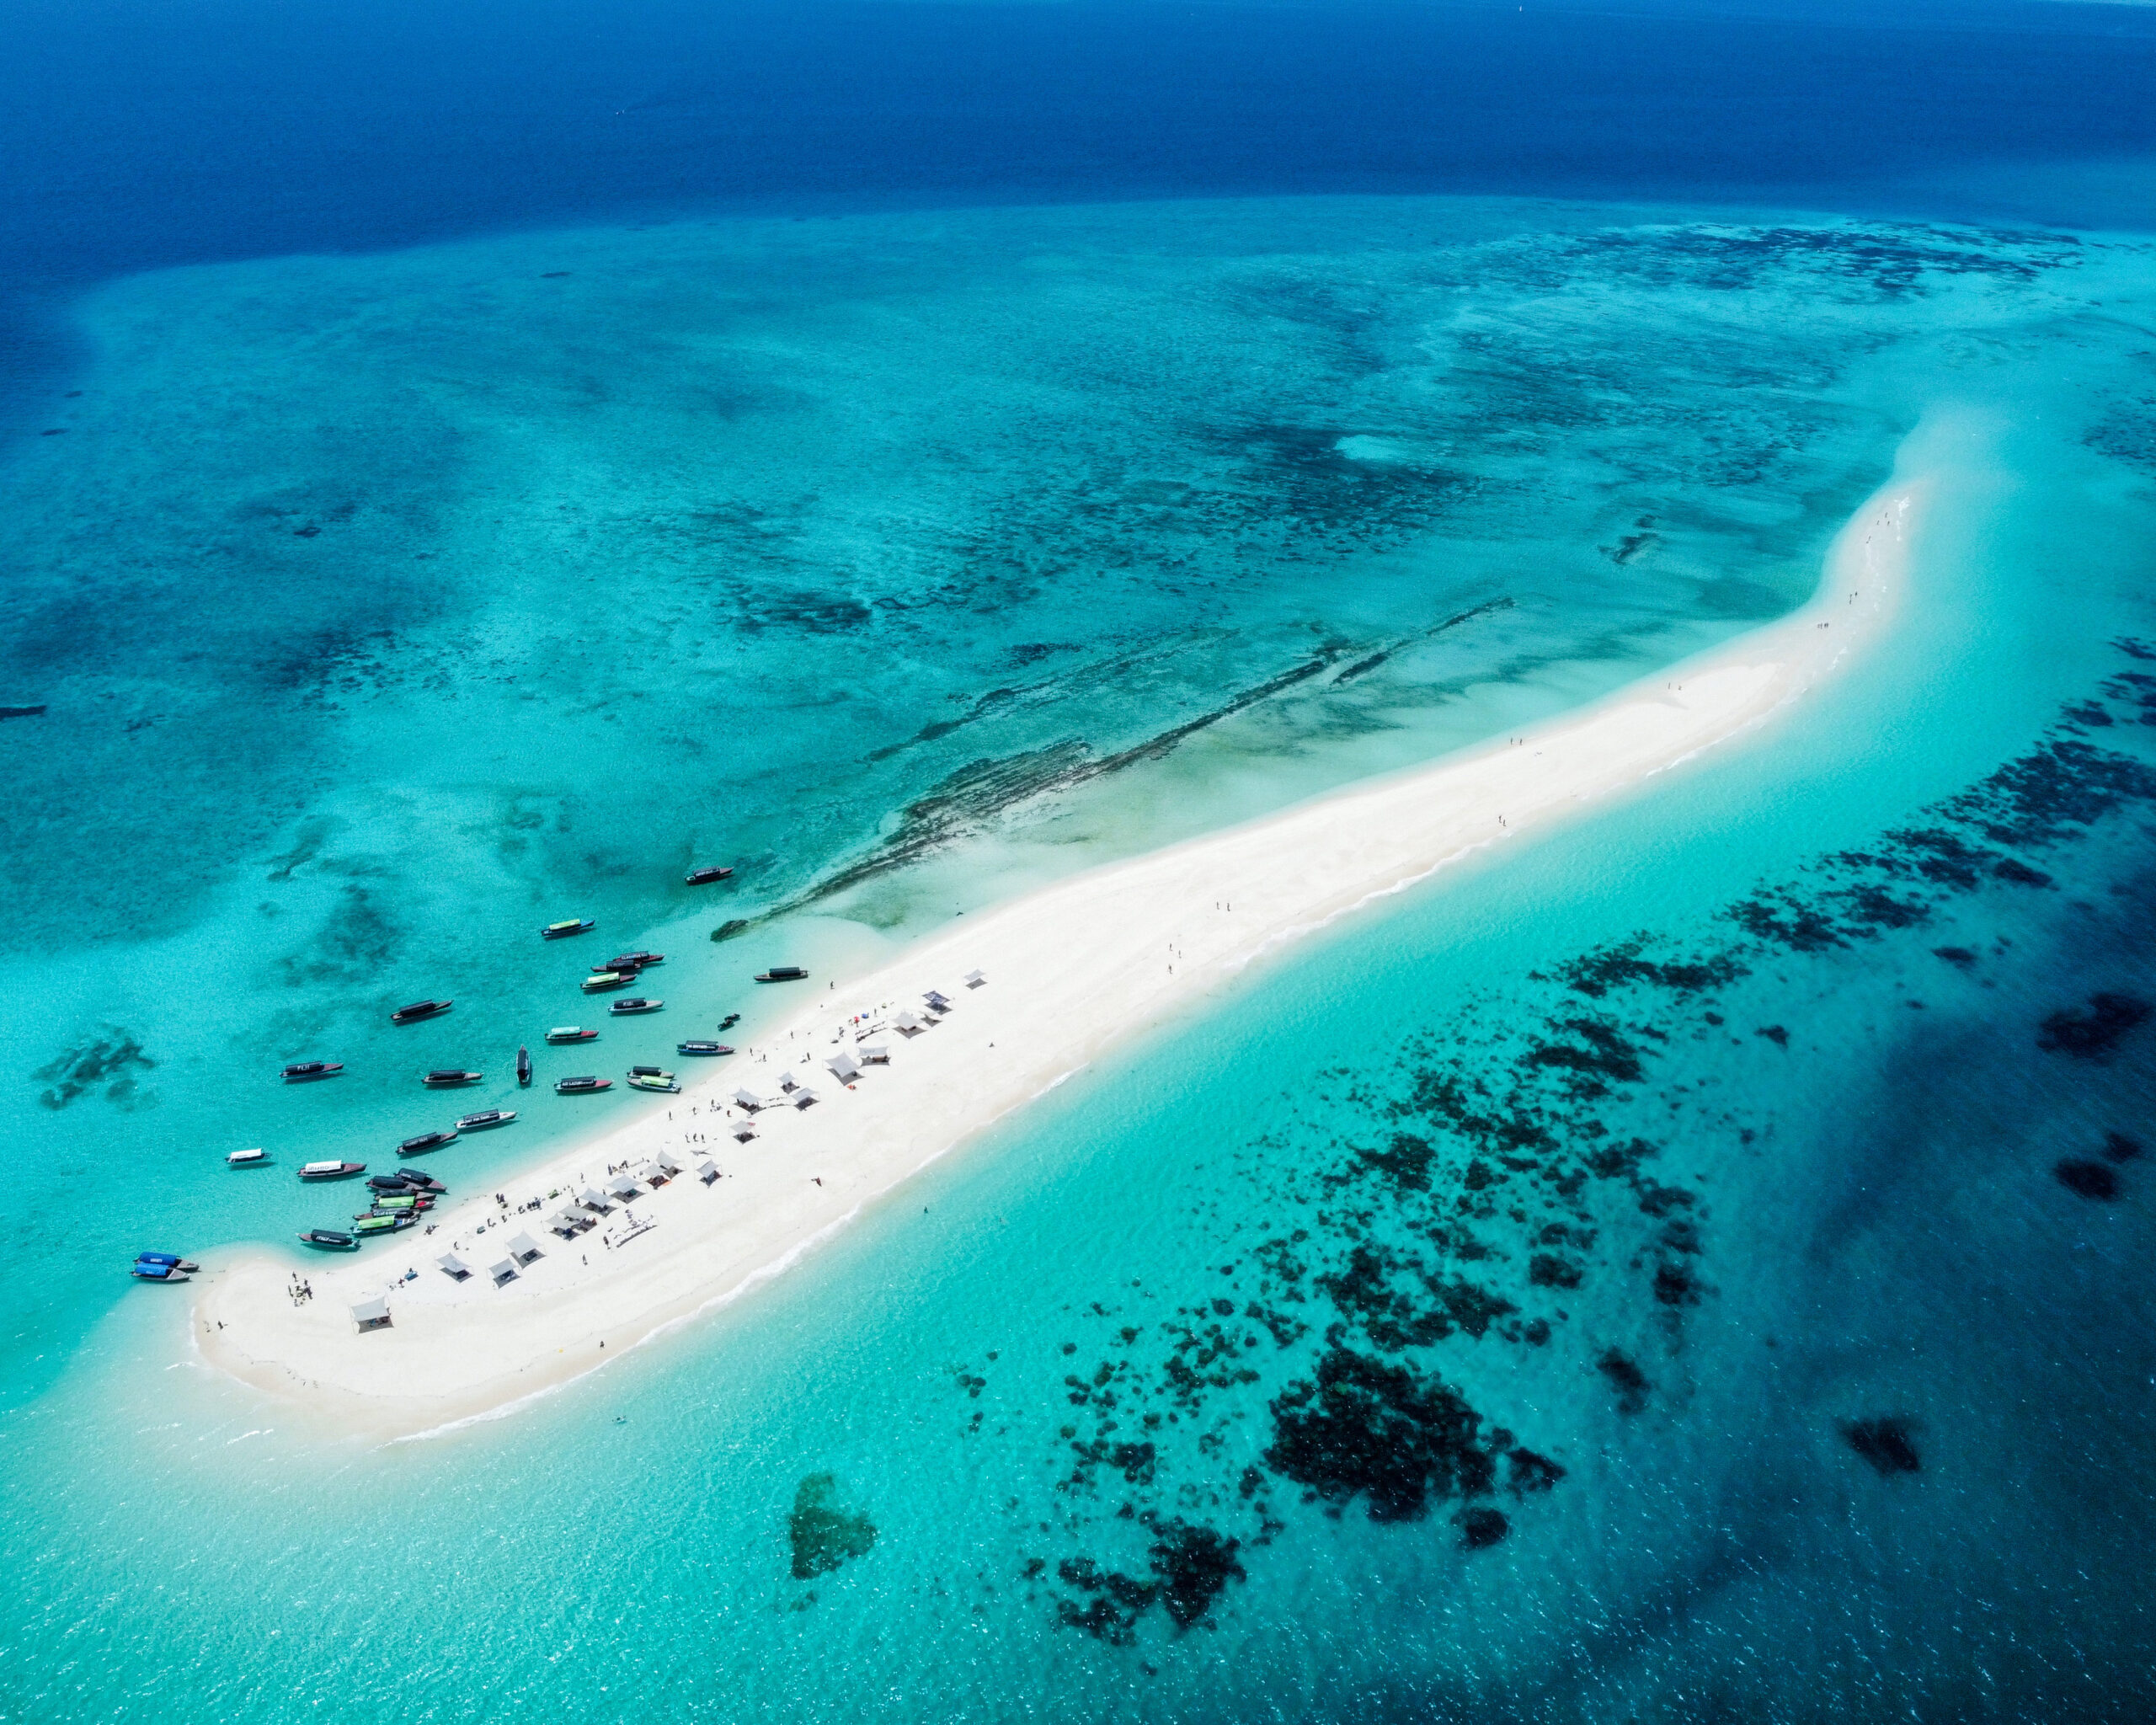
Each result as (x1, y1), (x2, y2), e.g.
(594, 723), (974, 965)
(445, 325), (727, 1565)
(3, 3), (2155, 1721)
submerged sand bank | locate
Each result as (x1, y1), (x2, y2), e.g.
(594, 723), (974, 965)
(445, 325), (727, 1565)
(197, 483), (1918, 1437)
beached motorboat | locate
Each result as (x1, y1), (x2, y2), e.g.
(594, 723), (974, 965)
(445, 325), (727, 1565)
(630, 1064), (674, 1078)
(366, 1193), (424, 1212)
(352, 1214), (410, 1235)
(676, 1040), (733, 1056)
(299, 1160), (367, 1181)
(581, 971), (632, 993)
(226, 1146), (270, 1167)
(686, 866), (734, 884)
(755, 965), (808, 983)
(130, 1261), (190, 1282)
(391, 998), (452, 1024)
(456, 1108), (516, 1130)
(547, 1025), (600, 1042)
(517, 1044), (531, 1086)
(298, 1228), (358, 1251)
(555, 1075), (611, 1093)
(606, 951), (664, 970)
(610, 996), (662, 1015)
(627, 1073), (680, 1092)
(422, 1068), (483, 1087)
(136, 1252), (200, 1274)
(542, 917), (595, 939)
(398, 1128), (457, 1156)
(280, 1060), (344, 1081)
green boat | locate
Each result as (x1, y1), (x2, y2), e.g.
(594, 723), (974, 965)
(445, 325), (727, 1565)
(352, 1215), (399, 1235)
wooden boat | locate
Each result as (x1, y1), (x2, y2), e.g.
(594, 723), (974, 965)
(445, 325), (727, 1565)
(606, 950), (664, 970)
(686, 866), (734, 884)
(627, 1072), (680, 1092)
(131, 1262), (190, 1282)
(547, 1025), (600, 1043)
(517, 1044), (531, 1087)
(366, 1194), (419, 1213)
(542, 917), (595, 940)
(352, 1214), (409, 1235)
(422, 1068), (483, 1087)
(136, 1252), (200, 1274)
(226, 1146), (270, 1167)
(676, 1040), (733, 1056)
(299, 1160), (367, 1181)
(280, 1060), (344, 1081)
(555, 1075), (611, 1094)
(610, 996), (662, 1015)
(581, 971), (632, 993)
(456, 1108), (516, 1130)
(391, 998), (452, 1025)
(398, 1129), (457, 1156)
(755, 966), (808, 984)
(298, 1229), (358, 1251)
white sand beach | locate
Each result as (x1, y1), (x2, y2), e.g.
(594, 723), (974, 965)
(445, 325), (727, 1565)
(196, 482), (1918, 1437)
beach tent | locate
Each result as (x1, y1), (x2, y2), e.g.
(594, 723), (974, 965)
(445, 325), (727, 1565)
(963, 969), (985, 988)
(893, 1011), (925, 1033)
(776, 1069), (804, 1092)
(825, 1051), (861, 1083)
(579, 1187), (613, 1212)
(489, 1258), (518, 1285)
(546, 1212), (580, 1238)
(732, 1086), (767, 1110)
(728, 1117), (757, 1141)
(436, 1252), (470, 1280)
(636, 1160), (668, 1186)
(506, 1231), (543, 1266)
(656, 1150), (684, 1175)
(607, 1173), (641, 1199)
(924, 991), (951, 1011)
(857, 1043), (889, 1065)
(351, 1295), (391, 1330)
(789, 1085), (819, 1108)
(696, 1159), (719, 1183)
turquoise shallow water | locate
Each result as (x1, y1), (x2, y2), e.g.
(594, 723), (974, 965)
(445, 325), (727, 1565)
(3, 196), (2156, 1719)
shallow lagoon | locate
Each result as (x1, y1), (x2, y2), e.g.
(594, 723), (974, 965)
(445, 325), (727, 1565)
(3, 197), (2156, 1718)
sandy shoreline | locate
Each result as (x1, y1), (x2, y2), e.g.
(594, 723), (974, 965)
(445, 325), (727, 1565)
(196, 481), (1919, 1439)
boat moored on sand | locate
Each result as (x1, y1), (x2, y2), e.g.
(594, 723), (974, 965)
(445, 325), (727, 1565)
(131, 1260), (191, 1282)
(280, 1060), (344, 1081)
(298, 1229), (358, 1251)
(676, 1040), (733, 1056)
(390, 998), (452, 1025)
(299, 1160), (367, 1181)
(627, 1071), (680, 1092)
(136, 1252), (200, 1274)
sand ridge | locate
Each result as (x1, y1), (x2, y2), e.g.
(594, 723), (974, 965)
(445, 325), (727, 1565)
(195, 482), (1919, 1438)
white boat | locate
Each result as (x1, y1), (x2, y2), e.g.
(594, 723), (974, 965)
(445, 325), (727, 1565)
(226, 1146), (270, 1167)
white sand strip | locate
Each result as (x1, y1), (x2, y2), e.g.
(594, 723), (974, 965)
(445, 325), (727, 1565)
(196, 483), (1918, 1437)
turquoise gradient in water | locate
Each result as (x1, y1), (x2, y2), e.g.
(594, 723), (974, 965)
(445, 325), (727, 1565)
(3, 198), (2156, 1720)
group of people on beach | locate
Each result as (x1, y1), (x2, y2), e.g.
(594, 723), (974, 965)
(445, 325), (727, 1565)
(286, 1274), (313, 1306)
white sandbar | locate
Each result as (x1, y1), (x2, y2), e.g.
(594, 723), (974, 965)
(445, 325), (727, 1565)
(196, 482), (1919, 1437)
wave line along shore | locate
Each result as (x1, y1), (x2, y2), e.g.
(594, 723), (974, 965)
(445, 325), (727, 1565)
(196, 478), (1919, 1438)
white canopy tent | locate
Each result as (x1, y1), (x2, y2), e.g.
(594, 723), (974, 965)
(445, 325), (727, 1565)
(435, 1253), (470, 1280)
(506, 1231), (543, 1266)
(696, 1159), (719, 1183)
(579, 1187), (613, 1211)
(728, 1117), (757, 1141)
(857, 1043), (889, 1065)
(350, 1295), (391, 1330)
(825, 1051), (861, 1083)
(963, 969), (985, 987)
